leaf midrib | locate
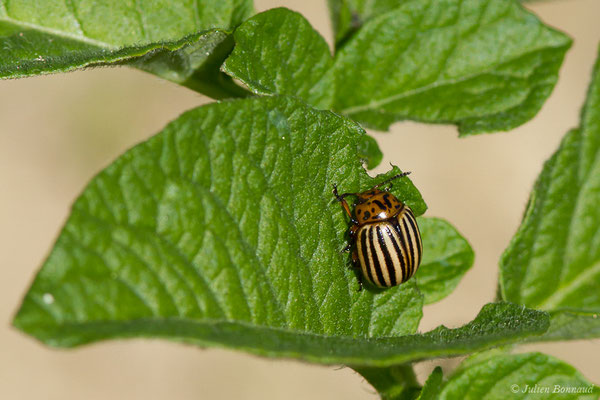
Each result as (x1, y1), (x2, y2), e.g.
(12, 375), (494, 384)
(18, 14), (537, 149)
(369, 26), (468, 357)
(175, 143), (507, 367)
(339, 45), (565, 116)
(15, 312), (546, 366)
(528, 114), (600, 310)
(552, 89), (600, 309)
(335, 0), (568, 116)
(537, 260), (600, 310)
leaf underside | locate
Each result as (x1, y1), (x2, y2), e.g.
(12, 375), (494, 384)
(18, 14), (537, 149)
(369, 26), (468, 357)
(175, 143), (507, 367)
(0, 0), (252, 96)
(15, 300), (548, 367)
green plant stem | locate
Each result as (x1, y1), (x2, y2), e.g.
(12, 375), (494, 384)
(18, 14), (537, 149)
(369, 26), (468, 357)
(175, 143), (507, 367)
(353, 364), (421, 400)
(182, 70), (251, 99)
(180, 34), (252, 99)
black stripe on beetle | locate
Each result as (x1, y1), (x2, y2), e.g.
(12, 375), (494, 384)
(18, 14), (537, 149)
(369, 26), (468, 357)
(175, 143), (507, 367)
(376, 225), (397, 286)
(332, 172), (423, 289)
(404, 208), (423, 259)
(358, 227), (376, 284)
(369, 226), (387, 286)
(401, 217), (415, 269)
(386, 223), (407, 283)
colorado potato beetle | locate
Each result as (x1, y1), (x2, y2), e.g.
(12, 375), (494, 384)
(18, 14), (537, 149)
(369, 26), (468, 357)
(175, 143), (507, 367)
(333, 172), (422, 289)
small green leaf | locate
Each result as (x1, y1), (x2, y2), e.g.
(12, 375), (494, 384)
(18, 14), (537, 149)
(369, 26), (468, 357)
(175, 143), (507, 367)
(330, 0), (571, 135)
(357, 134), (383, 169)
(327, 0), (409, 48)
(327, 0), (355, 48)
(417, 367), (443, 400)
(438, 352), (599, 399)
(500, 44), (600, 339)
(0, 0), (252, 97)
(222, 8), (335, 109)
(416, 218), (474, 304)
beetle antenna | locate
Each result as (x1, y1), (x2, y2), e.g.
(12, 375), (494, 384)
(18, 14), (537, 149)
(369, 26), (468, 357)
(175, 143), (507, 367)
(332, 184), (355, 201)
(373, 171), (411, 189)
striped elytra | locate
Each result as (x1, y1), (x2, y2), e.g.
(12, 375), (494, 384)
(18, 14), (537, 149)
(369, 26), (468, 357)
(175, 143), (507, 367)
(333, 172), (423, 289)
(355, 208), (422, 287)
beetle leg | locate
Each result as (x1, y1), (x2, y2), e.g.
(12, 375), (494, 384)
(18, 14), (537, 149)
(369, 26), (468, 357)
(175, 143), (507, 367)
(357, 276), (364, 292)
(346, 247), (360, 269)
(333, 184), (357, 220)
(341, 222), (359, 254)
(342, 224), (359, 254)
(350, 204), (359, 224)
(333, 184), (363, 291)
(351, 251), (364, 291)
(352, 253), (363, 292)
(348, 224), (358, 238)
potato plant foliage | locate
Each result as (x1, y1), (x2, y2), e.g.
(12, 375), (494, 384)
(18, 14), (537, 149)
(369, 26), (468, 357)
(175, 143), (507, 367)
(3, 0), (599, 398)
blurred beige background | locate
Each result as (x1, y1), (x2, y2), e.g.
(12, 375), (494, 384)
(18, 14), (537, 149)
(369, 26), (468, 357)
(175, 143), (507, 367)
(2, 0), (600, 399)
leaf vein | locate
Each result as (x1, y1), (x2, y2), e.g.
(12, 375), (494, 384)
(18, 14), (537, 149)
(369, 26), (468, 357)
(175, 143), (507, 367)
(0, 13), (111, 48)
(63, 0), (85, 36)
(62, 227), (157, 315)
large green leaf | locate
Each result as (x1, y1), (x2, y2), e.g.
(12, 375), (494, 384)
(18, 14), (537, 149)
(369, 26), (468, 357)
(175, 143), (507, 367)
(222, 8), (334, 108)
(438, 352), (599, 399)
(13, 96), (544, 365)
(330, 0), (571, 135)
(0, 0), (252, 97)
(223, 3), (570, 136)
(326, 0), (557, 48)
(500, 44), (600, 340)
(12, 94), (423, 354)
(415, 218), (473, 304)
